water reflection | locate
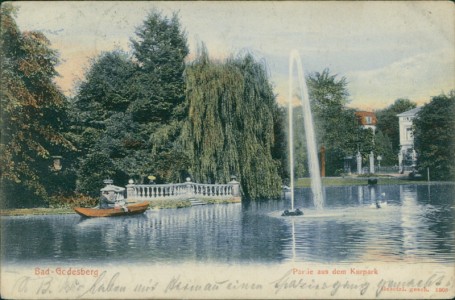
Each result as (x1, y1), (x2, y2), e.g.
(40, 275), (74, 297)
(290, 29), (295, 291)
(1, 184), (453, 266)
(400, 185), (419, 258)
(358, 185), (363, 204)
(276, 184), (454, 264)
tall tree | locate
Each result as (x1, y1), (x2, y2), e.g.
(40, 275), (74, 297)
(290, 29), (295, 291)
(414, 91), (455, 181)
(182, 47), (282, 199)
(375, 98), (417, 155)
(130, 9), (189, 124)
(76, 51), (136, 120)
(304, 69), (359, 175)
(290, 108), (308, 178)
(272, 106), (288, 181)
(129, 9), (190, 183)
(372, 130), (395, 166)
(0, 4), (74, 207)
(73, 10), (190, 195)
(72, 51), (139, 195)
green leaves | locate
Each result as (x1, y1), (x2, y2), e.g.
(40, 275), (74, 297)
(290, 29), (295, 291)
(72, 10), (189, 192)
(183, 48), (282, 199)
(131, 10), (189, 124)
(299, 69), (358, 175)
(414, 91), (455, 181)
(76, 51), (135, 114)
(375, 98), (416, 156)
(1, 4), (74, 206)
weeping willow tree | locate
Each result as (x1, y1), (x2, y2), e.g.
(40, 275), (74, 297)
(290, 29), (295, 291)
(182, 47), (283, 200)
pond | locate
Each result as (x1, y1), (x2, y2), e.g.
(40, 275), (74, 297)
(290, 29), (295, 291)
(1, 183), (454, 267)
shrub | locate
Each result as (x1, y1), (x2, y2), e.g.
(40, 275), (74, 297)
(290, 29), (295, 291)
(49, 193), (98, 208)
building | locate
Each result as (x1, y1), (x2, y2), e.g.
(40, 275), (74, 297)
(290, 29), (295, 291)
(355, 111), (377, 133)
(397, 107), (421, 172)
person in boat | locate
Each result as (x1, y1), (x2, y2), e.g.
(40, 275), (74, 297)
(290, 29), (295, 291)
(100, 185), (128, 211)
(114, 197), (128, 212)
(100, 191), (116, 209)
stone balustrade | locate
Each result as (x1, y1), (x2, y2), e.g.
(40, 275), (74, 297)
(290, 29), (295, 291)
(126, 177), (241, 202)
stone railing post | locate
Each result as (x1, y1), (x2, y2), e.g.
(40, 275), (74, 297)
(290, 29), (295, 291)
(124, 177), (241, 202)
(126, 179), (136, 201)
(228, 176), (240, 197)
(185, 177), (194, 197)
(356, 151), (362, 175)
(369, 151), (375, 174)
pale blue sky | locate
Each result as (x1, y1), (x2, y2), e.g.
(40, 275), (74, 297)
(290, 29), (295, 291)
(12, 1), (455, 110)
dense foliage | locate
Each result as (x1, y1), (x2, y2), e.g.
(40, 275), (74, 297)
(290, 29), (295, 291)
(306, 69), (363, 176)
(4, 5), (453, 208)
(289, 69), (398, 176)
(414, 92), (455, 181)
(72, 11), (189, 196)
(130, 10), (188, 124)
(71, 51), (142, 194)
(373, 130), (395, 167)
(182, 47), (283, 199)
(0, 4), (75, 207)
(375, 98), (417, 165)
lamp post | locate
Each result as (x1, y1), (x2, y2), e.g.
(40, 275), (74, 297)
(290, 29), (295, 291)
(52, 156), (62, 171)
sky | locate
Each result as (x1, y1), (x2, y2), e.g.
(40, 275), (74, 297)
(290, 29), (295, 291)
(11, 1), (455, 110)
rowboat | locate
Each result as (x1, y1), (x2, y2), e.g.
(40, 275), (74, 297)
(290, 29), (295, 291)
(74, 202), (149, 218)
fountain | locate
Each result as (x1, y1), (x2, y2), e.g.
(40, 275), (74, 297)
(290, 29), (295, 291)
(284, 50), (324, 215)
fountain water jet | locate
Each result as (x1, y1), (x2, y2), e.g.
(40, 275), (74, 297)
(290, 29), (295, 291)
(287, 50), (324, 211)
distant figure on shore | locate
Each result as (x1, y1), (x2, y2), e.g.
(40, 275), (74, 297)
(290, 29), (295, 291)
(373, 193), (387, 209)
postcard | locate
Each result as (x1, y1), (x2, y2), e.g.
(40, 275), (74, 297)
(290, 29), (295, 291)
(1, 1), (454, 299)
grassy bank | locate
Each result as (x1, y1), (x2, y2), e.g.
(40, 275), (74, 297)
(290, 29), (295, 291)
(1, 197), (242, 216)
(201, 198), (242, 205)
(148, 199), (192, 209)
(295, 176), (432, 187)
(0, 207), (74, 216)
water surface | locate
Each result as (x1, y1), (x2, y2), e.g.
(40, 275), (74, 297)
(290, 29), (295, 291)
(2, 184), (454, 266)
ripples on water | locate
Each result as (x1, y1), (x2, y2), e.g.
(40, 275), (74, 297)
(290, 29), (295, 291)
(1, 184), (453, 265)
